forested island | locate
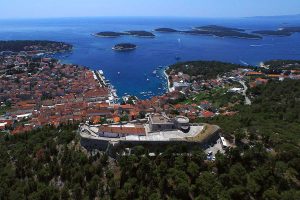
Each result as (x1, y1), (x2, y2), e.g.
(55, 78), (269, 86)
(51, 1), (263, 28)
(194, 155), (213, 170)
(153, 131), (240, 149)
(253, 30), (293, 36)
(112, 43), (137, 51)
(195, 25), (245, 32)
(0, 40), (72, 53)
(155, 28), (179, 33)
(167, 60), (244, 80)
(253, 26), (300, 37)
(125, 31), (155, 37)
(95, 25), (300, 40)
(95, 30), (155, 38)
(185, 25), (262, 39)
(155, 25), (262, 39)
(94, 31), (127, 37)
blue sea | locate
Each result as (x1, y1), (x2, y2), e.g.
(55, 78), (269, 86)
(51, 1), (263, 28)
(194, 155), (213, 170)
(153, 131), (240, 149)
(0, 16), (300, 99)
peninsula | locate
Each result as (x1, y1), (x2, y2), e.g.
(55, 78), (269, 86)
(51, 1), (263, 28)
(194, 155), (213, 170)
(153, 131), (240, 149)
(0, 40), (72, 54)
(112, 43), (137, 51)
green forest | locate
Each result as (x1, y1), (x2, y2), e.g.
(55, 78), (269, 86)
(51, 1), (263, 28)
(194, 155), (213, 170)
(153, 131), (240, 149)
(0, 80), (299, 200)
(0, 40), (72, 52)
(167, 61), (243, 80)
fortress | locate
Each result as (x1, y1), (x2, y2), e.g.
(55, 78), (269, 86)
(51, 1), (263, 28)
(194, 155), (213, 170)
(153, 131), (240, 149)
(79, 113), (220, 153)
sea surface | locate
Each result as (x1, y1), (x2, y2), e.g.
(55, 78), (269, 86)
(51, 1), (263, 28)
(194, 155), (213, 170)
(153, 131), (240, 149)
(0, 16), (299, 99)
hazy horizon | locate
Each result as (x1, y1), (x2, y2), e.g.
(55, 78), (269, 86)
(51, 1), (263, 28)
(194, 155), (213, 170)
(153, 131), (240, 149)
(1, 0), (300, 19)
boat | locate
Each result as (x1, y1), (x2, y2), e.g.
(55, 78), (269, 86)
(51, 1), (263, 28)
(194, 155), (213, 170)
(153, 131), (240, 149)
(147, 78), (150, 81)
(152, 70), (157, 75)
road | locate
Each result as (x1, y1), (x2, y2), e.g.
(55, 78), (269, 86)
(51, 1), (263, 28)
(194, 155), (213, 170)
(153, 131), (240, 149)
(239, 80), (252, 105)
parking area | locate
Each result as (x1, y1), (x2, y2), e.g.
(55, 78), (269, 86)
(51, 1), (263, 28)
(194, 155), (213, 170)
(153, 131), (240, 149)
(204, 138), (225, 161)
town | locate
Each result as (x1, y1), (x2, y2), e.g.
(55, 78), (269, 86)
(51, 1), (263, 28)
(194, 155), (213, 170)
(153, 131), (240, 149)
(1, 42), (300, 155)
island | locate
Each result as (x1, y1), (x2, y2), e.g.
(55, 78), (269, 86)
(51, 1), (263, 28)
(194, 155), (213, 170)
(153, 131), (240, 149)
(125, 30), (155, 37)
(281, 26), (300, 33)
(155, 28), (179, 33)
(183, 25), (262, 39)
(112, 43), (137, 51)
(94, 31), (128, 37)
(94, 30), (155, 38)
(0, 40), (72, 54)
(253, 26), (300, 37)
(253, 30), (292, 36)
(195, 25), (245, 32)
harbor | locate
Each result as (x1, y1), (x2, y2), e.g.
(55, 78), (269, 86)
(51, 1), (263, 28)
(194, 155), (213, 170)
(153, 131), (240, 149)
(93, 69), (119, 104)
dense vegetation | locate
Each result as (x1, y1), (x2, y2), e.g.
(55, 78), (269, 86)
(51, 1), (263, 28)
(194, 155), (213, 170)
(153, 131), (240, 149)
(0, 40), (72, 52)
(167, 60), (243, 80)
(201, 79), (300, 146)
(264, 60), (300, 70)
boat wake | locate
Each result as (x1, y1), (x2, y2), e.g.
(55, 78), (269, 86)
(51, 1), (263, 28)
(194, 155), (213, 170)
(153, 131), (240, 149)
(250, 44), (273, 47)
(239, 60), (250, 66)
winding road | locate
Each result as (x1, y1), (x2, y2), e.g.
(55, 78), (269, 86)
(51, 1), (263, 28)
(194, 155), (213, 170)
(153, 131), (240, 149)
(239, 80), (252, 105)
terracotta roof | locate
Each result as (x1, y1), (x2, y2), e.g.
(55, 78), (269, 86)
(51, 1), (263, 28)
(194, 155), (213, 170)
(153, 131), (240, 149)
(99, 125), (146, 135)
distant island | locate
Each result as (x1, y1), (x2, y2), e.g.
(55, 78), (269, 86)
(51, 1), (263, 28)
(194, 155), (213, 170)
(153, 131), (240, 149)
(124, 31), (155, 37)
(195, 25), (245, 32)
(93, 25), (300, 40)
(253, 26), (300, 37)
(155, 28), (178, 33)
(95, 30), (155, 38)
(152, 25), (262, 39)
(253, 30), (292, 36)
(112, 43), (137, 51)
(0, 40), (72, 53)
(185, 25), (262, 39)
(94, 31), (127, 37)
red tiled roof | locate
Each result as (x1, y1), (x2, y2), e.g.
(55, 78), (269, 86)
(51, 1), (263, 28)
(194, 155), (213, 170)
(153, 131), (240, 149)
(99, 125), (146, 135)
